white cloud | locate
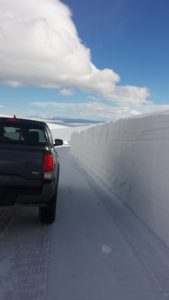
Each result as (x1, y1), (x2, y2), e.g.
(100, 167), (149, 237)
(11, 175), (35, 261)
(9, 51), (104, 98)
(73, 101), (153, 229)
(31, 101), (121, 120)
(0, 0), (149, 105)
(32, 101), (169, 121)
(59, 88), (74, 96)
(112, 86), (150, 104)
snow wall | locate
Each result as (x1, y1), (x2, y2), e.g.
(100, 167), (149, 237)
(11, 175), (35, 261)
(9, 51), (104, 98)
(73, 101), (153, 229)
(71, 114), (169, 248)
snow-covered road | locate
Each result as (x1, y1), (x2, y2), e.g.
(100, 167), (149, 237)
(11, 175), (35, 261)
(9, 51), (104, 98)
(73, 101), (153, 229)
(0, 147), (169, 300)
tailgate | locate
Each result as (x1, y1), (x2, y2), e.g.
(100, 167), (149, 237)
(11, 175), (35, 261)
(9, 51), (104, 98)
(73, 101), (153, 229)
(0, 144), (43, 187)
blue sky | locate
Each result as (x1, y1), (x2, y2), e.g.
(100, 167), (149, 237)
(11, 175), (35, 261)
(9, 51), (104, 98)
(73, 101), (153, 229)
(64, 0), (169, 102)
(0, 0), (169, 121)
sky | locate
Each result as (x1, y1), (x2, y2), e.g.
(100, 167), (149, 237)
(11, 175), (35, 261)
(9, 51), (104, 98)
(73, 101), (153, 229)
(0, 0), (169, 121)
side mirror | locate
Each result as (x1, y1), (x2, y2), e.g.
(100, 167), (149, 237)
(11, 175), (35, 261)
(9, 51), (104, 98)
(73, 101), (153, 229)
(54, 139), (63, 146)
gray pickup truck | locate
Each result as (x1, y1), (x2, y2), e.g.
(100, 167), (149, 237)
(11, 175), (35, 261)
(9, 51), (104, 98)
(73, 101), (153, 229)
(0, 116), (63, 223)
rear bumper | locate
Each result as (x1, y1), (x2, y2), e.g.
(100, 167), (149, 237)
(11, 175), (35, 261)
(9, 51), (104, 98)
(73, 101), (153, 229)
(0, 181), (58, 206)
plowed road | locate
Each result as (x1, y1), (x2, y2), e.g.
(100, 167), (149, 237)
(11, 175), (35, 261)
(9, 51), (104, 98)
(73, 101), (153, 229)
(0, 147), (169, 300)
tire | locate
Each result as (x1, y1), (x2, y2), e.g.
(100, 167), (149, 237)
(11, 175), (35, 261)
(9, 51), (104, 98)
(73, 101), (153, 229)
(39, 166), (59, 224)
(39, 191), (57, 224)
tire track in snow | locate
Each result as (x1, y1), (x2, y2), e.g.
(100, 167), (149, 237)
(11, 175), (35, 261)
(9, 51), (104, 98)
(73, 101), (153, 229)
(0, 207), (16, 237)
(0, 206), (51, 300)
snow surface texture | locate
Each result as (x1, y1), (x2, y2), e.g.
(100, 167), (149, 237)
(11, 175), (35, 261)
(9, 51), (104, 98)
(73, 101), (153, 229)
(71, 113), (169, 248)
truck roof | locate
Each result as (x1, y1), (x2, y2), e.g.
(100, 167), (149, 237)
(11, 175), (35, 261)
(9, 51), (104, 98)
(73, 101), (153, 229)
(0, 116), (47, 127)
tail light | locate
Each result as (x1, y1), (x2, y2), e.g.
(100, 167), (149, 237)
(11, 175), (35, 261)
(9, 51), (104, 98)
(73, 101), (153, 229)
(43, 153), (54, 180)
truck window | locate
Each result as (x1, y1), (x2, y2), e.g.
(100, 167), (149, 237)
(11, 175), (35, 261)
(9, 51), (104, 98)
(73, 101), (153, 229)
(0, 122), (47, 145)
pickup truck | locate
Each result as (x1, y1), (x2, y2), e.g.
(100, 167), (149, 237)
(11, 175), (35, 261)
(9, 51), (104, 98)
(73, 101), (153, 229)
(0, 116), (63, 224)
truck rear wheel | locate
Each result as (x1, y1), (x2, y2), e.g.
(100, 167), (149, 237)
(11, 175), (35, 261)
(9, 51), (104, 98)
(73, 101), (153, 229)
(39, 194), (57, 224)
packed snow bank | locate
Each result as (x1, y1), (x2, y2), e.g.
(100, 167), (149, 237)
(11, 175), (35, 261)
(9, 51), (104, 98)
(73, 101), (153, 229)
(71, 113), (169, 248)
(47, 123), (70, 143)
(48, 123), (93, 144)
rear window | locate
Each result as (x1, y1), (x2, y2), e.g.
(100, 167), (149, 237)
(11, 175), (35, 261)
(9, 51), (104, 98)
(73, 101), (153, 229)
(0, 121), (47, 145)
